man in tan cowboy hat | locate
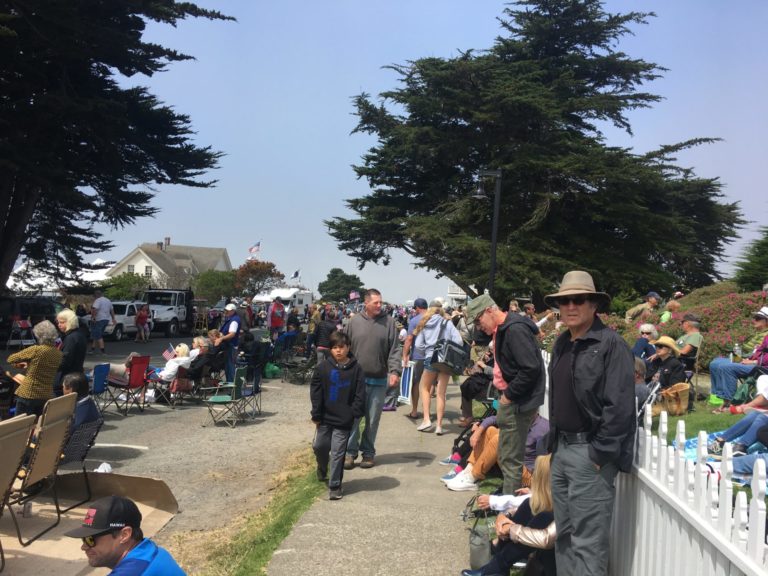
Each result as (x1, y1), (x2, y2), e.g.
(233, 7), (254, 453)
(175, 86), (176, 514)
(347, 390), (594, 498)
(544, 270), (634, 576)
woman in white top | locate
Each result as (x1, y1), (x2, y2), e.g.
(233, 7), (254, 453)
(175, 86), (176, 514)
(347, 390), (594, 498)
(413, 303), (463, 435)
(155, 343), (192, 382)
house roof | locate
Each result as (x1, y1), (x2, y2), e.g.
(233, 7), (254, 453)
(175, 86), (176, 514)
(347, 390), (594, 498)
(107, 243), (231, 278)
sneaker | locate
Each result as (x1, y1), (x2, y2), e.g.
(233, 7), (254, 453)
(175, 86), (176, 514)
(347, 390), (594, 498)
(439, 455), (460, 466)
(446, 471), (478, 492)
(436, 426), (444, 436)
(316, 466), (327, 482)
(416, 421), (434, 432)
(329, 487), (343, 500)
(707, 439), (724, 455)
(381, 405), (397, 412)
(732, 443), (747, 457)
(343, 456), (355, 470)
(359, 456), (374, 469)
(440, 469), (459, 484)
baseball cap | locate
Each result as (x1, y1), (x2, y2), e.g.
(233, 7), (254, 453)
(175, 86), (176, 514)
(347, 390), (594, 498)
(225, 303), (237, 311)
(413, 298), (428, 310)
(65, 496), (142, 538)
(466, 294), (497, 325)
(645, 291), (661, 300)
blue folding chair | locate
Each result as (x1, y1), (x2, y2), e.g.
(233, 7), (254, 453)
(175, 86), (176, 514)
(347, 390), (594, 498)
(89, 363), (110, 413)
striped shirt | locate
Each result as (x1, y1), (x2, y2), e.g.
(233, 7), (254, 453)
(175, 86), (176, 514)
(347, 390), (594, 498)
(8, 345), (63, 400)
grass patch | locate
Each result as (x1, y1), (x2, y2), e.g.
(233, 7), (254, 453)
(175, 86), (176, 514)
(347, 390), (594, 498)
(650, 399), (741, 443)
(200, 448), (324, 575)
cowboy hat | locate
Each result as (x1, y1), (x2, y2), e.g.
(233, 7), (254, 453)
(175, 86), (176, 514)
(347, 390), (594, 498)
(544, 270), (611, 310)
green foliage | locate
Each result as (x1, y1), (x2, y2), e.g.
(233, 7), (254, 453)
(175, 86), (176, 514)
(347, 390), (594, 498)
(234, 260), (284, 295)
(102, 272), (150, 301)
(327, 0), (743, 302)
(193, 270), (237, 304)
(0, 1), (232, 290)
(734, 226), (768, 291)
(317, 268), (364, 302)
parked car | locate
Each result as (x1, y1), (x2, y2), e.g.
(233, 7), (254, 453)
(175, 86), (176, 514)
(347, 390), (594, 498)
(84, 300), (152, 341)
(0, 296), (64, 342)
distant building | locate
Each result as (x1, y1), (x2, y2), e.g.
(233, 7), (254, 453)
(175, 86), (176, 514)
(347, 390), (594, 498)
(106, 237), (231, 287)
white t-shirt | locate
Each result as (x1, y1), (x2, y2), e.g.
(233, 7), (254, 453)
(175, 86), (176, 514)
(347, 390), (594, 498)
(92, 297), (113, 322)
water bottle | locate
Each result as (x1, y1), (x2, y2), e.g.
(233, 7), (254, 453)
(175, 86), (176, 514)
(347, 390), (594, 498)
(733, 343), (742, 363)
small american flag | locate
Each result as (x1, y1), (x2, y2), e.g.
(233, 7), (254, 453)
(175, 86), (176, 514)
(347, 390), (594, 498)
(162, 344), (176, 362)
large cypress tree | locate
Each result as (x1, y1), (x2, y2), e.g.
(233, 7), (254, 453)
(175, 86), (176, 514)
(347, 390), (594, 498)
(0, 1), (233, 290)
(734, 227), (768, 291)
(328, 0), (743, 302)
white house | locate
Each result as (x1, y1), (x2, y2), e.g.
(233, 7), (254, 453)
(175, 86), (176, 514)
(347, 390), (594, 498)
(106, 238), (231, 286)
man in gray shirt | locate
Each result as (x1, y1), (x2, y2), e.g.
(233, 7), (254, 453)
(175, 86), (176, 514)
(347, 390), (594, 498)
(344, 288), (401, 469)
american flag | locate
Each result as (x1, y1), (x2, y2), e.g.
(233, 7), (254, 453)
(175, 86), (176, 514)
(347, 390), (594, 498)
(248, 241), (261, 254)
(162, 344), (176, 362)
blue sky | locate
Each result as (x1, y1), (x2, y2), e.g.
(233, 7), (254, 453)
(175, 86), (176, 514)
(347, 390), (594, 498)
(95, 0), (767, 304)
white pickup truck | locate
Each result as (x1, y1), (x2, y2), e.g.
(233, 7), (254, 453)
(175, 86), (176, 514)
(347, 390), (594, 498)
(142, 289), (195, 337)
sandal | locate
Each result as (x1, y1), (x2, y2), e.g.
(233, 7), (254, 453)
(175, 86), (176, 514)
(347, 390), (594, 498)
(457, 417), (473, 427)
(405, 412), (420, 420)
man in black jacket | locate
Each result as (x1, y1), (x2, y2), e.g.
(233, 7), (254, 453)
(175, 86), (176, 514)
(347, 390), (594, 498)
(465, 293), (545, 494)
(544, 270), (634, 576)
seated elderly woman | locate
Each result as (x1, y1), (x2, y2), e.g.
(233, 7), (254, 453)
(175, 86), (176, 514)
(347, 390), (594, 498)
(461, 454), (556, 576)
(631, 323), (657, 361)
(149, 344), (192, 382)
(8, 320), (63, 416)
(710, 306), (768, 413)
(646, 336), (686, 389)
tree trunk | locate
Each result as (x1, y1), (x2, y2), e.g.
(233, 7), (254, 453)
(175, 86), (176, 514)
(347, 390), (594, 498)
(0, 175), (42, 292)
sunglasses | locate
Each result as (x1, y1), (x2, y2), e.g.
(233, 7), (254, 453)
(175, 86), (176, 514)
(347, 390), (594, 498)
(81, 530), (117, 548)
(556, 295), (589, 306)
(655, 344), (668, 349)
(641, 331), (653, 335)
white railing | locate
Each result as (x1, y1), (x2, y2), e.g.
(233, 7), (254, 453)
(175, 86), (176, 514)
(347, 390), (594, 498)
(611, 409), (767, 575)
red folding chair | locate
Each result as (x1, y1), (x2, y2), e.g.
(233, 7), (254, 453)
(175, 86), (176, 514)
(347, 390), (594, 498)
(106, 355), (151, 415)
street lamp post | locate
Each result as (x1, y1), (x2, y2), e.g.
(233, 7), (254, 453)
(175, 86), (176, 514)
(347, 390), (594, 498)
(473, 169), (502, 295)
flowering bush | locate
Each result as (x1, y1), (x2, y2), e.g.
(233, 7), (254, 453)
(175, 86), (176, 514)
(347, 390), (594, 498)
(617, 284), (768, 368)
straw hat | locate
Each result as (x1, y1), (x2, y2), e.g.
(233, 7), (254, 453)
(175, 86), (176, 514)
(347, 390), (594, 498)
(651, 335), (680, 357)
(544, 270), (611, 310)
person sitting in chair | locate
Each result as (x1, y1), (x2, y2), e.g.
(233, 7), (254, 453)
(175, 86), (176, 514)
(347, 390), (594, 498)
(631, 324), (657, 361)
(150, 344), (192, 382)
(676, 313), (703, 371)
(8, 320), (63, 416)
(61, 372), (100, 434)
(646, 336), (686, 390)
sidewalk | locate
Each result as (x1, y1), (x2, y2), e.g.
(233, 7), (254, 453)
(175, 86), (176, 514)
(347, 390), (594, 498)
(268, 384), (473, 576)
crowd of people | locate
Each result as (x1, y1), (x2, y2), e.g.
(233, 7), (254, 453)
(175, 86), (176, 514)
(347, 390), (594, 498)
(3, 270), (767, 575)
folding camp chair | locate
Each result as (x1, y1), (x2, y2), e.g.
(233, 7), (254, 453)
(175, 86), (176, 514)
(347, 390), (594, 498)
(106, 355), (150, 415)
(6, 393), (76, 546)
(0, 414), (36, 573)
(57, 416), (104, 512)
(240, 370), (262, 419)
(202, 366), (247, 428)
(684, 347), (701, 413)
(154, 366), (194, 408)
(89, 363), (110, 413)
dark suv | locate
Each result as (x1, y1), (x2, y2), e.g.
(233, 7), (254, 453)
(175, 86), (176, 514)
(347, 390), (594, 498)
(0, 296), (64, 341)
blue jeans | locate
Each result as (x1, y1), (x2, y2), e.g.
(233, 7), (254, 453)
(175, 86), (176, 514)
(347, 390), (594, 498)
(709, 357), (753, 400)
(732, 452), (768, 476)
(719, 411), (768, 447)
(346, 384), (387, 459)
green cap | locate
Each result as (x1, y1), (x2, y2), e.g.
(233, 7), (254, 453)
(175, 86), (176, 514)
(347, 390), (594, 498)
(466, 294), (497, 325)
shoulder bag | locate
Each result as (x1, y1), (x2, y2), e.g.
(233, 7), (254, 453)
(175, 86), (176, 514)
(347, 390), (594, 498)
(431, 319), (469, 375)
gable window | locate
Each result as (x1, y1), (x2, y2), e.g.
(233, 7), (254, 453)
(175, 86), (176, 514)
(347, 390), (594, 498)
(144, 266), (152, 278)
(127, 265), (135, 274)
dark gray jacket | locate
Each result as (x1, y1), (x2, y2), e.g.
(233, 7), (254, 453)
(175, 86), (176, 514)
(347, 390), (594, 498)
(549, 316), (636, 472)
(494, 313), (545, 412)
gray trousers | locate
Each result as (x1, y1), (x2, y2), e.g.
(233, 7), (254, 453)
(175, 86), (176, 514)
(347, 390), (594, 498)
(313, 424), (350, 489)
(496, 403), (537, 494)
(551, 440), (618, 576)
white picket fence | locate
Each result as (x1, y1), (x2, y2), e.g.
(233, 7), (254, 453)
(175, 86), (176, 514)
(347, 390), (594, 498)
(610, 409), (768, 575)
